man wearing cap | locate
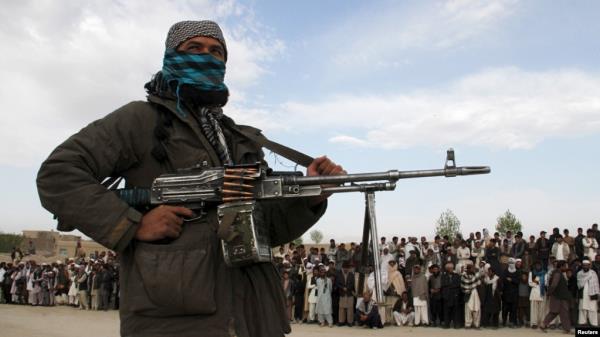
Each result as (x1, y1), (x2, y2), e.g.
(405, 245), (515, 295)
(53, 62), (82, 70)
(577, 259), (599, 326)
(37, 20), (344, 337)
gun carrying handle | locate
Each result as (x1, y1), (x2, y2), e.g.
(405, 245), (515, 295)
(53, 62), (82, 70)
(229, 125), (314, 167)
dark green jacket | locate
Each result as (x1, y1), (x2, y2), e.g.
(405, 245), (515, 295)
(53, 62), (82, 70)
(37, 95), (326, 337)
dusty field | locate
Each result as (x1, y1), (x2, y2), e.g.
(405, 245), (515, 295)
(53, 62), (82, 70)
(0, 304), (565, 336)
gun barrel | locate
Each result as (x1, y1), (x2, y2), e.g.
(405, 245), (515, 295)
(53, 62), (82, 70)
(397, 165), (491, 179)
(284, 165), (490, 186)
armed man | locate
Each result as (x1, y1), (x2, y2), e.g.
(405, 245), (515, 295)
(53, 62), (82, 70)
(36, 20), (344, 337)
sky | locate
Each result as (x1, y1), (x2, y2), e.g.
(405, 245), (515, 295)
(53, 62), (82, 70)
(0, 0), (599, 243)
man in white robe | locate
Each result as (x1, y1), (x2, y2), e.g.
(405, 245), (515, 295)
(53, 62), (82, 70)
(456, 241), (471, 273)
(315, 267), (333, 327)
(380, 248), (393, 277)
(551, 235), (570, 261)
(528, 261), (546, 328)
(578, 259), (599, 326)
(392, 292), (414, 326)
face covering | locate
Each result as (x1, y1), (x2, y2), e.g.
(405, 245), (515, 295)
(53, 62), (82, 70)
(161, 48), (229, 115)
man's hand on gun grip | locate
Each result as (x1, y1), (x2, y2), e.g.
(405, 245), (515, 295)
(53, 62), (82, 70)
(135, 205), (194, 242)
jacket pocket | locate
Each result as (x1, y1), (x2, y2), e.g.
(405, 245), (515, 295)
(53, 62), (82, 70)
(131, 227), (217, 316)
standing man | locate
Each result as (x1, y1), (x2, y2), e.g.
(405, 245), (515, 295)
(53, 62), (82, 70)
(541, 261), (572, 333)
(315, 267), (333, 327)
(327, 239), (337, 266)
(535, 231), (550, 270)
(575, 228), (586, 261)
(484, 240), (501, 275)
(441, 262), (462, 329)
(577, 259), (599, 326)
(461, 264), (481, 329)
(97, 263), (113, 311)
(428, 264), (443, 327)
(389, 237), (399, 260)
(281, 271), (293, 322)
(37, 20), (344, 337)
(456, 240), (471, 273)
(0, 263), (6, 304)
(76, 266), (89, 310)
(584, 229), (599, 261)
(548, 228), (561, 248)
(501, 258), (521, 328)
(379, 237), (387, 256)
(563, 229), (575, 261)
(551, 235), (570, 262)
(335, 261), (355, 327)
(335, 243), (350, 270)
(511, 234), (526, 259)
(482, 267), (501, 329)
(528, 261), (546, 329)
(411, 265), (429, 326)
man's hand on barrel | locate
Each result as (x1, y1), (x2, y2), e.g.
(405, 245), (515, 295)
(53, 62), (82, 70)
(307, 156), (346, 206)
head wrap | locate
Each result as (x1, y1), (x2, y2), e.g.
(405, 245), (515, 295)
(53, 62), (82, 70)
(508, 258), (516, 273)
(144, 20), (233, 166)
(165, 20), (227, 61)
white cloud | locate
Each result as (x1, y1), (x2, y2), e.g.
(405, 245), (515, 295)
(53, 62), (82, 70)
(0, 0), (283, 167)
(272, 67), (600, 150)
(328, 0), (518, 67)
(329, 135), (369, 147)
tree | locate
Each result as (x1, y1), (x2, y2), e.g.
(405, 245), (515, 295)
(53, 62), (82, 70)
(0, 232), (24, 253)
(435, 209), (462, 240)
(310, 230), (324, 244)
(496, 209), (522, 236)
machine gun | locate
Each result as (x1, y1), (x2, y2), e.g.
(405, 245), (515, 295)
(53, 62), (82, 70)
(117, 148), (490, 303)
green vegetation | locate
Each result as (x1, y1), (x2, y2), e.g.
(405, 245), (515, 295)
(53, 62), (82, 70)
(435, 209), (462, 241)
(496, 209), (523, 235)
(309, 229), (324, 244)
(0, 232), (24, 253)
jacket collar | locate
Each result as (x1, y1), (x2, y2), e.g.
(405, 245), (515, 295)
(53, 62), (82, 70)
(147, 94), (221, 166)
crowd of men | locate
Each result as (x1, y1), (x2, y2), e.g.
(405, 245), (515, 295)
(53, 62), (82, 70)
(0, 249), (119, 311)
(2, 224), (600, 334)
(274, 224), (600, 333)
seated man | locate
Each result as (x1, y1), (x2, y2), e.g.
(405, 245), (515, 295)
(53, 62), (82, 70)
(355, 291), (384, 329)
(392, 291), (415, 326)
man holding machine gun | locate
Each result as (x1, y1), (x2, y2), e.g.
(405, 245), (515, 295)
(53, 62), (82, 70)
(37, 20), (343, 337)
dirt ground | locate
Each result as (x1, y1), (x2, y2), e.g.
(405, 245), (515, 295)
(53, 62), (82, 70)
(0, 304), (566, 337)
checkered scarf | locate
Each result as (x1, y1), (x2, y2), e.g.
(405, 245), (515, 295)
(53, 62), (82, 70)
(162, 48), (228, 105)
